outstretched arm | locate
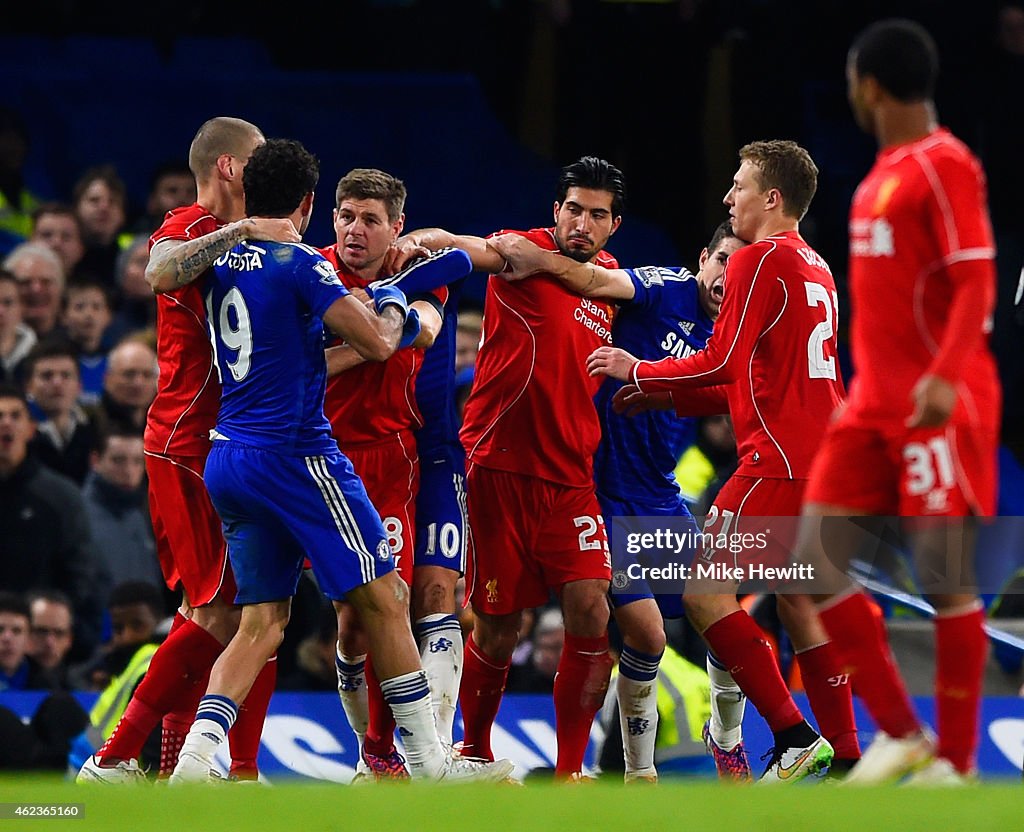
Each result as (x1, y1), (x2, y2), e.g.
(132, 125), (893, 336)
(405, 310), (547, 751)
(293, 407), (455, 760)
(146, 217), (300, 294)
(384, 228), (507, 275)
(489, 233), (635, 301)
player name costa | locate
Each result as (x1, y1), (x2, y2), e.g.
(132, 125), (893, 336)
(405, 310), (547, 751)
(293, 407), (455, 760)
(623, 562), (815, 582)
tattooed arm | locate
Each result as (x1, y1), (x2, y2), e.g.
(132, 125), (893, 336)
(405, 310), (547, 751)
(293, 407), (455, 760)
(146, 217), (300, 294)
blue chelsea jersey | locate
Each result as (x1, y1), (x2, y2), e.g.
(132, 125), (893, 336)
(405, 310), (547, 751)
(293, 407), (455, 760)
(206, 241), (350, 455)
(594, 266), (714, 502)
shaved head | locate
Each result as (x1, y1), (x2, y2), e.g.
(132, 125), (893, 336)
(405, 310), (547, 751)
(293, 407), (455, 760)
(188, 117), (264, 183)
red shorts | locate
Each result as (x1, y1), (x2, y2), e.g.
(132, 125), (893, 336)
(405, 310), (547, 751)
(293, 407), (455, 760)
(145, 451), (234, 607)
(466, 465), (611, 616)
(699, 475), (805, 571)
(805, 419), (998, 517)
(343, 432), (419, 584)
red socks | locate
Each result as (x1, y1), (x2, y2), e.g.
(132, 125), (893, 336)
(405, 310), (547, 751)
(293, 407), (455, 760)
(818, 592), (920, 739)
(229, 655), (278, 778)
(935, 605), (987, 773)
(99, 618), (224, 763)
(703, 610), (803, 732)
(361, 657), (398, 758)
(795, 641), (860, 759)
(457, 635), (511, 761)
(553, 633), (613, 776)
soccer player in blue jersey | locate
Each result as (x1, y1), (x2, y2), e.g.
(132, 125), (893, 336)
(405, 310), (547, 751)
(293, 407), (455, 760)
(409, 280), (471, 743)
(492, 222), (744, 782)
(169, 138), (512, 784)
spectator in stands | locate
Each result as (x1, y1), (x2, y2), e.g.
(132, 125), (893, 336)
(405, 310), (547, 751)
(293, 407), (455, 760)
(506, 607), (565, 694)
(131, 161), (196, 236)
(106, 236), (156, 344)
(83, 424), (160, 604)
(0, 268), (36, 384)
(455, 307), (483, 375)
(61, 276), (113, 406)
(72, 581), (165, 694)
(96, 339), (158, 432)
(67, 581), (165, 775)
(71, 165), (129, 285)
(3, 241), (65, 339)
(27, 590), (75, 690)
(0, 384), (102, 662)
(24, 339), (98, 485)
(0, 107), (42, 257)
(30, 203), (86, 280)
(0, 592), (59, 691)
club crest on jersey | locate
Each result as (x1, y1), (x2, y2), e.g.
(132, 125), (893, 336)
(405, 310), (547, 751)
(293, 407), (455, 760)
(316, 261), (343, 285)
(486, 578), (499, 604)
(377, 540), (392, 561)
(872, 175), (901, 214)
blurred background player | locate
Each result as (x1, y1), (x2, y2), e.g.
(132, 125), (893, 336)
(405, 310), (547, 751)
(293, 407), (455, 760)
(393, 156), (624, 780)
(77, 117), (299, 784)
(492, 220), (745, 782)
(169, 138), (511, 785)
(797, 19), (1002, 786)
(588, 141), (855, 783)
(317, 168), (470, 779)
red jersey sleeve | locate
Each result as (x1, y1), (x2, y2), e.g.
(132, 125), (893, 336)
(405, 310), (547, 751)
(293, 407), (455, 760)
(921, 153), (997, 384)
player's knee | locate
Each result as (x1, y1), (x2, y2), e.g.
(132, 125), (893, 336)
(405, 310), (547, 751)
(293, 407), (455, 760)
(625, 623), (666, 656)
(472, 613), (521, 661)
(562, 593), (610, 638)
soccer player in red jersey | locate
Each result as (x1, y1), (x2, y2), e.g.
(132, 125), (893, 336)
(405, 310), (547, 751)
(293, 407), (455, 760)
(394, 157), (624, 779)
(317, 168), (463, 780)
(77, 117), (299, 784)
(588, 141), (853, 782)
(795, 19), (1001, 785)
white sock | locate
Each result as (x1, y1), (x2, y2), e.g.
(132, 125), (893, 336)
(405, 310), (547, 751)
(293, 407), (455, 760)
(336, 647), (368, 751)
(617, 645), (662, 775)
(379, 670), (445, 779)
(415, 614), (464, 745)
(707, 652), (746, 750)
(181, 694), (238, 764)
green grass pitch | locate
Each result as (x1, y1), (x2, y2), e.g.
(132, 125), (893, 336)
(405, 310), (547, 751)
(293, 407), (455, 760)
(1, 776), (1021, 832)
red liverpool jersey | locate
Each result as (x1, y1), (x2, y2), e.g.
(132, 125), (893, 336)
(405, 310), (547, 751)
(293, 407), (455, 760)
(845, 128), (1000, 430)
(633, 231), (845, 480)
(460, 227), (617, 487)
(320, 245), (444, 446)
(144, 203), (222, 456)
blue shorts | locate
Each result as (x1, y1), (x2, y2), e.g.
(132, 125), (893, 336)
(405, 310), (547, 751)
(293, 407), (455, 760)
(414, 443), (468, 575)
(599, 491), (695, 620)
(205, 440), (394, 604)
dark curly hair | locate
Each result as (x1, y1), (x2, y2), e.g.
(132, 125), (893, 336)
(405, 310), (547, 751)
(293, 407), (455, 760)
(243, 138), (320, 218)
